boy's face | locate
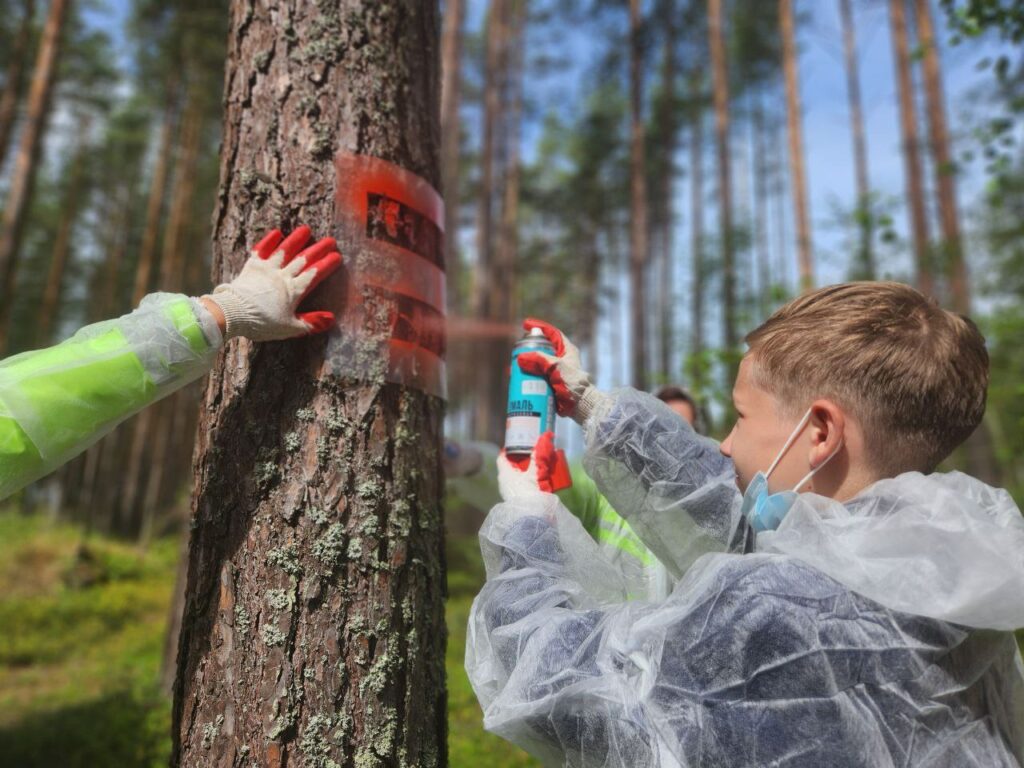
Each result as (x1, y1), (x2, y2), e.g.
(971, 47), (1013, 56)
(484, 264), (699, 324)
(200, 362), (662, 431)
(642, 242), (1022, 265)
(719, 355), (813, 494)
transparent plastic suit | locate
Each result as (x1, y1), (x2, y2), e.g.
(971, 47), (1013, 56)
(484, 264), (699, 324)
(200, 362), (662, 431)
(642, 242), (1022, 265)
(466, 389), (1024, 767)
(0, 294), (221, 501)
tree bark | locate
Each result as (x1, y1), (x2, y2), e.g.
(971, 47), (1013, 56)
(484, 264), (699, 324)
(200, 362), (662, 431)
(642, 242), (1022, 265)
(779, 0), (813, 292)
(839, 0), (873, 279)
(752, 95), (771, 319)
(37, 119), (90, 346)
(708, 0), (736, 373)
(629, 0), (649, 390)
(472, 0), (507, 442)
(689, 85), (705, 396)
(171, 3), (446, 766)
(0, 0), (69, 354)
(889, 0), (933, 297)
(440, 0), (465, 313)
(0, 0), (35, 173)
(656, 0), (677, 382)
(911, 0), (967, 311)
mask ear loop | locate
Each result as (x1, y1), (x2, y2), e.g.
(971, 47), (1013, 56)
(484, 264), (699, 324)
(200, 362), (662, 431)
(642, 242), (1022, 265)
(791, 438), (845, 492)
(765, 409), (814, 480)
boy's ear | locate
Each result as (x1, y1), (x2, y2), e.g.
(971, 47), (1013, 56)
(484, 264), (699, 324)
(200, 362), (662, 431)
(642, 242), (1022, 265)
(808, 399), (845, 465)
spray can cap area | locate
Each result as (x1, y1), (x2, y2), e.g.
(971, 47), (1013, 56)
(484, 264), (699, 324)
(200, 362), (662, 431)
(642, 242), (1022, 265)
(529, 327), (545, 338)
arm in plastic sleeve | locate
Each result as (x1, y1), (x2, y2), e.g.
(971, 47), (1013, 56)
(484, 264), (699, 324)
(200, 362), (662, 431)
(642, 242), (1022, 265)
(0, 293), (222, 500)
(466, 507), (993, 767)
(581, 388), (751, 579)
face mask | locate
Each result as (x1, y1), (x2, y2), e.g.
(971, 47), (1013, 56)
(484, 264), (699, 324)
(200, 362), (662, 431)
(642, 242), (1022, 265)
(740, 408), (843, 533)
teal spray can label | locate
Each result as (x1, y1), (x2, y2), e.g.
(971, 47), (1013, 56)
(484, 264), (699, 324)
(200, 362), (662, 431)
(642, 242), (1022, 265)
(505, 328), (556, 455)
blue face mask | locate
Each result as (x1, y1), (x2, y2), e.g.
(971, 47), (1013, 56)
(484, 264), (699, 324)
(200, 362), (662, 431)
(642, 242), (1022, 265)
(740, 408), (843, 533)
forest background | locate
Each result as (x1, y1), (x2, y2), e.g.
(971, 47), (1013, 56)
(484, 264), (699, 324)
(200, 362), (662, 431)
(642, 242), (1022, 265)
(0, 0), (1021, 765)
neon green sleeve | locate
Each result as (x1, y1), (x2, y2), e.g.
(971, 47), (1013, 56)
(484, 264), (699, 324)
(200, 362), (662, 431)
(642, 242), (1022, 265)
(557, 464), (655, 566)
(0, 293), (222, 501)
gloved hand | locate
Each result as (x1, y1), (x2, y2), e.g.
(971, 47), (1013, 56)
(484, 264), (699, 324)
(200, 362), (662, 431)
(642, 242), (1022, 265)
(516, 319), (605, 424)
(206, 226), (343, 341)
(498, 432), (573, 500)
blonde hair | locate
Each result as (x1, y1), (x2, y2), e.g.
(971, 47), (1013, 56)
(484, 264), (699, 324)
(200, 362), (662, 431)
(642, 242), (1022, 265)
(745, 282), (988, 475)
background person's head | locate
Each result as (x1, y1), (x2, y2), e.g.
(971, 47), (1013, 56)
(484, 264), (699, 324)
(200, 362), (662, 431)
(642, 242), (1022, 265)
(653, 385), (699, 429)
(719, 282), (989, 500)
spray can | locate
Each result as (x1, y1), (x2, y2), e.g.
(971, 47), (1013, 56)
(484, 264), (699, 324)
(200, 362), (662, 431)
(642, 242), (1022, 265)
(504, 328), (556, 455)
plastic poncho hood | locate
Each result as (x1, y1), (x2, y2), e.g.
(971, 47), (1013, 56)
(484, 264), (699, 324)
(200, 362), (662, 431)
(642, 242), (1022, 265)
(760, 469), (1024, 631)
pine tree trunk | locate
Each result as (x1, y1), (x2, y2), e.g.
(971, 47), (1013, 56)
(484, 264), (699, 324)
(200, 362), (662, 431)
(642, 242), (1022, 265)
(911, 0), (966, 311)
(689, 96), (705, 396)
(839, 0), (873, 279)
(0, 0), (69, 354)
(472, 0), (507, 442)
(0, 0), (35, 172)
(629, 0), (649, 390)
(708, 0), (736, 372)
(657, 0), (677, 382)
(779, 0), (813, 291)
(440, 0), (465, 313)
(752, 96), (771, 320)
(37, 120), (90, 345)
(171, 3), (446, 766)
(889, 0), (933, 297)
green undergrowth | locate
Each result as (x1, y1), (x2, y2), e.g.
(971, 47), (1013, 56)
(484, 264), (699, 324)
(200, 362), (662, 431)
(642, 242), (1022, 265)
(0, 510), (176, 767)
(0, 509), (540, 767)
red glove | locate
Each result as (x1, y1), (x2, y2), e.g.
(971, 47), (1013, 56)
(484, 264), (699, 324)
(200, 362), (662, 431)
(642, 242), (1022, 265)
(516, 319), (602, 423)
(500, 432), (573, 497)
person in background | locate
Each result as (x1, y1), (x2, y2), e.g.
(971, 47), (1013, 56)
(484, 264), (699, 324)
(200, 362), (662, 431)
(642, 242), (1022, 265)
(444, 383), (702, 601)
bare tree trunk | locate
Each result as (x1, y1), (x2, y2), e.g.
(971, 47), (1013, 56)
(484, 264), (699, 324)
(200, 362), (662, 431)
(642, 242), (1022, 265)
(780, 0), (813, 291)
(911, 0), (966, 311)
(133, 93), (179, 305)
(889, 0), (933, 297)
(629, 0), (649, 390)
(0, 0), (69, 354)
(708, 0), (736, 373)
(172, 3), (446, 765)
(689, 92), (705, 395)
(752, 95), (771, 320)
(0, 0), (35, 172)
(441, 0), (465, 313)
(472, 0), (507, 442)
(656, 0), (677, 382)
(37, 119), (90, 345)
(839, 0), (873, 279)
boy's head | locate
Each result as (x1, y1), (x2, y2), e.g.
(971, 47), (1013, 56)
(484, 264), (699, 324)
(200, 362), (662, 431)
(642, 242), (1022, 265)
(719, 282), (988, 497)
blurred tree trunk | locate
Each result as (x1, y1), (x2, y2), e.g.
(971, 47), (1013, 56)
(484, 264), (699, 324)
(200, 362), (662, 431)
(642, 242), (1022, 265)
(0, 0), (68, 354)
(911, 0), (966, 311)
(656, 0), (677, 382)
(839, 0), (873, 279)
(889, 0), (933, 297)
(779, 0), (813, 291)
(139, 95), (202, 545)
(0, 0), (35, 172)
(441, 0), (465, 313)
(629, 0), (649, 390)
(472, 0), (507, 443)
(37, 118), (90, 346)
(171, 2), (446, 765)
(688, 85), (705, 398)
(752, 96), (771, 319)
(909, 0), (999, 485)
(708, 0), (736, 376)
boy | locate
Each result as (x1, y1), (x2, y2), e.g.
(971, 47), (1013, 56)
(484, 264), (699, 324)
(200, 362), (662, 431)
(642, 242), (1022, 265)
(466, 282), (1024, 767)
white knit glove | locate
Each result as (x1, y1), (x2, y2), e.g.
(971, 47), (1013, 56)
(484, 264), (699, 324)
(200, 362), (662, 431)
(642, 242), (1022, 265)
(206, 226), (342, 341)
(516, 319), (608, 425)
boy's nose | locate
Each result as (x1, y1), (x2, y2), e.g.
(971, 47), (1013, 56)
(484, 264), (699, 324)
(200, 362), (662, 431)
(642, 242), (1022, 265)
(720, 427), (735, 457)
